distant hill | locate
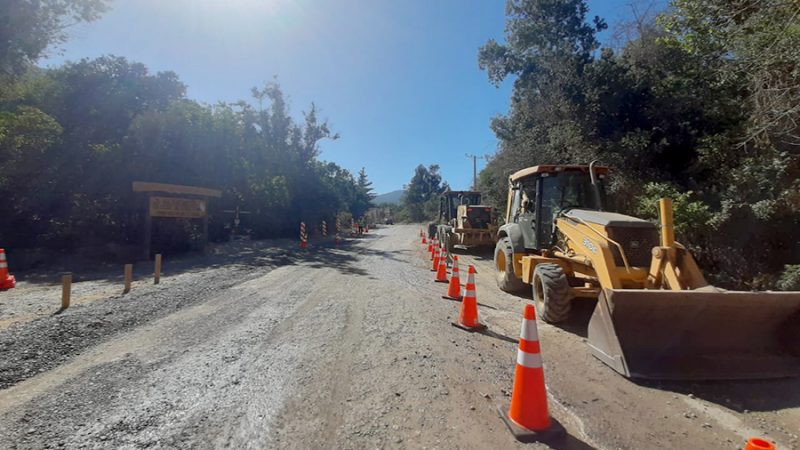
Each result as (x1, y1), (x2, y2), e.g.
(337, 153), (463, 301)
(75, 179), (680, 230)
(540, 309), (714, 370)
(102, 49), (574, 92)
(373, 189), (404, 205)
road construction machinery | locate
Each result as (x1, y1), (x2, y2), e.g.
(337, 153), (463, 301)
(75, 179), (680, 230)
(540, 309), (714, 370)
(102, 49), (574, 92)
(430, 191), (496, 254)
(494, 163), (800, 380)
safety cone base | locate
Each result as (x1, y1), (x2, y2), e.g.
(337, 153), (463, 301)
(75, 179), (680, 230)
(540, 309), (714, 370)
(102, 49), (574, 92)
(0, 275), (15, 290)
(450, 322), (487, 332)
(441, 295), (461, 301)
(496, 405), (565, 443)
(435, 278), (449, 283)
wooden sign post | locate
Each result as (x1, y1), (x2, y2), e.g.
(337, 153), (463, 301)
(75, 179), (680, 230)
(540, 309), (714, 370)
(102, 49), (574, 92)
(133, 182), (222, 260)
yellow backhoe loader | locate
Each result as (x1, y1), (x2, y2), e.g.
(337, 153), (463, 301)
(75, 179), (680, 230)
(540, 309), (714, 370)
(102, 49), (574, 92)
(494, 163), (800, 380)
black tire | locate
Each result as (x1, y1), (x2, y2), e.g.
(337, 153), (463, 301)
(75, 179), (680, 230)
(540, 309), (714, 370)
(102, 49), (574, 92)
(494, 237), (526, 293)
(532, 263), (571, 323)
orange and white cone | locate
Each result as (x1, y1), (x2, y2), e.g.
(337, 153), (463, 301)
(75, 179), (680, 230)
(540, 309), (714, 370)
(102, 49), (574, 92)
(443, 256), (461, 300)
(427, 237), (433, 253)
(299, 222), (308, 249)
(451, 265), (486, 332)
(435, 248), (448, 282)
(498, 304), (564, 443)
(0, 249), (15, 290)
(421, 229), (427, 244)
(431, 245), (441, 271)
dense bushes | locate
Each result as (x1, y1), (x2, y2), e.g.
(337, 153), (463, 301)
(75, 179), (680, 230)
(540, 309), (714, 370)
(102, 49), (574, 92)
(478, 0), (800, 289)
(0, 57), (374, 252)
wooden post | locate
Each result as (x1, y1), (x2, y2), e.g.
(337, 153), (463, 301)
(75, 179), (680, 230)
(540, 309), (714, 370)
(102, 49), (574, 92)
(61, 273), (72, 310)
(154, 254), (162, 284)
(143, 193), (152, 260)
(124, 264), (133, 294)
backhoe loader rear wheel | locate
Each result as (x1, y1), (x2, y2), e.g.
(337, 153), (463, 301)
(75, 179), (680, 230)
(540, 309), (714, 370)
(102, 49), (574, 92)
(532, 264), (571, 323)
(494, 237), (526, 293)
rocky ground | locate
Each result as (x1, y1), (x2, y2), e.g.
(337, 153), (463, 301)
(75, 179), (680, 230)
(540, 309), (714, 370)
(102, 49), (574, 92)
(0, 225), (797, 449)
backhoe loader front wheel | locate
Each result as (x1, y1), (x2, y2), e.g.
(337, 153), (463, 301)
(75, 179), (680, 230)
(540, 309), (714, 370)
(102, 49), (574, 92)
(532, 263), (571, 323)
(494, 237), (526, 293)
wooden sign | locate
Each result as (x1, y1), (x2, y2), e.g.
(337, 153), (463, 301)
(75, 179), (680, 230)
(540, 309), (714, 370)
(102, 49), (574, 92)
(149, 196), (207, 219)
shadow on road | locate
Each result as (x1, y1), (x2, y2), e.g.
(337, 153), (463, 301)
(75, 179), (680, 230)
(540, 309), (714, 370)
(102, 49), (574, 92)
(548, 433), (598, 450)
(14, 231), (395, 285)
(478, 328), (518, 345)
(635, 377), (800, 413)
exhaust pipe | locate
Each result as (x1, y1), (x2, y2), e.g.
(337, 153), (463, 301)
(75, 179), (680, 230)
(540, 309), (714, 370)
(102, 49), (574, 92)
(588, 160), (603, 211)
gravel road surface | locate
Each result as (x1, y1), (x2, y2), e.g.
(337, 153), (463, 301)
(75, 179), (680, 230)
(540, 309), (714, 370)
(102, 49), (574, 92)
(0, 225), (797, 449)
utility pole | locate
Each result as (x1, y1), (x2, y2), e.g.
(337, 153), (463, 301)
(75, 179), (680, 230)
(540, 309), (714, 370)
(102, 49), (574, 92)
(465, 154), (479, 190)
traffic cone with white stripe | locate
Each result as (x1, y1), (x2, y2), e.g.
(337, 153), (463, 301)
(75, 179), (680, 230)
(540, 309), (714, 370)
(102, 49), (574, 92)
(0, 249), (15, 290)
(435, 246), (448, 282)
(427, 237), (433, 254)
(421, 229), (427, 244)
(443, 256), (461, 300)
(451, 265), (486, 332)
(431, 245), (441, 271)
(498, 304), (564, 443)
(299, 222), (308, 249)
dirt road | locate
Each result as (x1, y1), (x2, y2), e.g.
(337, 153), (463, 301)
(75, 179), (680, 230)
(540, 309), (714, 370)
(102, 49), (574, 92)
(0, 225), (797, 449)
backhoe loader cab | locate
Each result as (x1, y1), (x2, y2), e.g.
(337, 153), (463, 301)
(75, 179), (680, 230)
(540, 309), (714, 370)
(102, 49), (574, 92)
(495, 164), (800, 380)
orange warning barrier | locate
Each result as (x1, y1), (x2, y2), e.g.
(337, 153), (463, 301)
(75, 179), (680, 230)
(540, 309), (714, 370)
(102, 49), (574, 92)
(435, 247), (448, 282)
(745, 438), (776, 450)
(443, 255), (461, 300)
(498, 303), (564, 443)
(451, 265), (485, 331)
(0, 249), (15, 290)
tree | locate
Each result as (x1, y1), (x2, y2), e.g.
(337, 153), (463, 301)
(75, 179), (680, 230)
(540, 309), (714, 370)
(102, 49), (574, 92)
(403, 164), (448, 222)
(0, 0), (109, 80)
(477, 0), (800, 289)
(352, 167), (375, 218)
(661, 0), (800, 147)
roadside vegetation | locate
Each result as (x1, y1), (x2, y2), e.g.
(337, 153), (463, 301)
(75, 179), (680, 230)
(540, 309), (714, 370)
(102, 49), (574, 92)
(0, 0), (374, 255)
(477, 0), (800, 290)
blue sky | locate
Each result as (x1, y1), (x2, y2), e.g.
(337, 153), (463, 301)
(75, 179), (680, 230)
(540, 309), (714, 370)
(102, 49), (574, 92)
(44, 0), (666, 194)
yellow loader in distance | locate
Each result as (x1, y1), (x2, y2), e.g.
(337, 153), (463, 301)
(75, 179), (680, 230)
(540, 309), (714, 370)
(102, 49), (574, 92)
(494, 163), (800, 380)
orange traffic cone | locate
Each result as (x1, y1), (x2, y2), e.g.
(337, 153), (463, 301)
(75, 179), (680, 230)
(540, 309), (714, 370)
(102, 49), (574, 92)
(498, 304), (564, 443)
(443, 256), (461, 300)
(431, 246), (441, 271)
(451, 265), (486, 332)
(0, 249), (15, 290)
(422, 233), (427, 244)
(435, 248), (448, 282)
(745, 438), (775, 450)
(427, 238), (433, 254)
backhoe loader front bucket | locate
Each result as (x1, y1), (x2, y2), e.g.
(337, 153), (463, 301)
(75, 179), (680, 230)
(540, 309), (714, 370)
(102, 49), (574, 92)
(587, 288), (800, 380)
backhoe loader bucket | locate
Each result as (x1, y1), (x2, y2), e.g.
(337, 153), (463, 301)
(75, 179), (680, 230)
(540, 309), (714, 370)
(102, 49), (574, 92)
(587, 288), (800, 380)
